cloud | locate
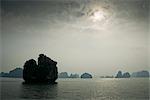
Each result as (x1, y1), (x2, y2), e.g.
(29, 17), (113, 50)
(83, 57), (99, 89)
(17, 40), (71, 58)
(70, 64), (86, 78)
(1, 0), (149, 75)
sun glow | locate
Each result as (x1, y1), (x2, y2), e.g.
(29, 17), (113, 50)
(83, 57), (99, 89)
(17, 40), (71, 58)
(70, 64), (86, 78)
(90, 10), (106, 22)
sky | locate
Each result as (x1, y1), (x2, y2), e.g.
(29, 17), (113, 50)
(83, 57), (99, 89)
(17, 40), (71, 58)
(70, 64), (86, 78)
(1, 0), (150, 76)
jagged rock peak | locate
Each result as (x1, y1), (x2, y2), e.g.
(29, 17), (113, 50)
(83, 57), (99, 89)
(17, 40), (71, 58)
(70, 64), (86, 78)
(23, 54), (58, 84)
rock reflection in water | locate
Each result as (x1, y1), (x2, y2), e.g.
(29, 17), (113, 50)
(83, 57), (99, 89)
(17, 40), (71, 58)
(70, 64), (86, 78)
(20, 83), (58, 99)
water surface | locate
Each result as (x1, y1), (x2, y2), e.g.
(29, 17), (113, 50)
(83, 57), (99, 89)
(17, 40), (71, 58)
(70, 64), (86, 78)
(0, 78), (149, 100)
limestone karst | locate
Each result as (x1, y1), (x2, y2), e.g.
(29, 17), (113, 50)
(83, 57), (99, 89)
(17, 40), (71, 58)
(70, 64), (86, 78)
(81, 73), (92, 78)
(115, 71), (131, 78)
(23, 54), (58, 83)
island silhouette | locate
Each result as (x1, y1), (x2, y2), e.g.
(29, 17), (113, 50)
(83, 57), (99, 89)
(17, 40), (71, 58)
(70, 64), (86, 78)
(0, 64), (149, 79)
(115, 71), (131, 78)
(81, 73), (92, 78)
(23, 54), (58, 84)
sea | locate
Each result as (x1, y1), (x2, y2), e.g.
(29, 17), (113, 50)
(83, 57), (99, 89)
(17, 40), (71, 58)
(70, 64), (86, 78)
(0, 78), (149, 100)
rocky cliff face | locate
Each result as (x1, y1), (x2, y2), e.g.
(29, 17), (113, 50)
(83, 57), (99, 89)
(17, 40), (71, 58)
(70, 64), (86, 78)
(23, 54), (58, 83)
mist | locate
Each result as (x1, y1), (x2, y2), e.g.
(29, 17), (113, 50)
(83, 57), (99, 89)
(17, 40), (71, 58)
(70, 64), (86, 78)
(1, 0), (149, 75)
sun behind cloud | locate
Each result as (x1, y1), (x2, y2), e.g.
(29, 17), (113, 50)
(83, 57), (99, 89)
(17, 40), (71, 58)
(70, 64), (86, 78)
(90, 10), (106, 22)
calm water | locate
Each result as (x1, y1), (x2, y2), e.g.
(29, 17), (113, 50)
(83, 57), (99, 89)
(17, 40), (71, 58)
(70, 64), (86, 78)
(0, 78), (149, 100)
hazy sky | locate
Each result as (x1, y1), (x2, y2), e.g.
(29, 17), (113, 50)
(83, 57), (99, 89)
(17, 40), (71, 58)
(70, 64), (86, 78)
(1, 0), (149, 76)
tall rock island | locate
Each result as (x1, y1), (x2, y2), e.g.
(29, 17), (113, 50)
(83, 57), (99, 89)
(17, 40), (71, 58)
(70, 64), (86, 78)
(23, 54), (58, 83)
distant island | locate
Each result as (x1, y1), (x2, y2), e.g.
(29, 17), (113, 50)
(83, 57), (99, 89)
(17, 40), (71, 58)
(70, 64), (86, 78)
(0, 68), (149, 79)
(58, 72), (93, 78)
(81, 73), (92, 78)
(0, 70), (90, 79)
(58, 72), (79, 78)
(100, 76), (114, 78)
(0, 68), (23, 78)
(70, 73), (80, 78)
(115, 71), (131, 78)
(131, 71), (149, 77)
(58, 72), (69, 78)
(115, 70), (149, 78)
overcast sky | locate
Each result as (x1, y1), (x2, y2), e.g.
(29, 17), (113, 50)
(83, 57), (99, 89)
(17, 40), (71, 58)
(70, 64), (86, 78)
(1, 0), (149, 76)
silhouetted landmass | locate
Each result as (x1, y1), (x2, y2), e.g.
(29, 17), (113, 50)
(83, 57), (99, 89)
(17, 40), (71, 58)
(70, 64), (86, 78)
(23, 54), (58, 83)
(81, 73), (92, 78)
(0, 68), (23, 78)
(1, 67), (149, 80)
(100, 76), (114, 78)
(115, 71), (131, 78)
(122, 72), (130, 78)
(58, 72), (79, 78)
(115, 71), (123, 78)
(58, 72), (69, 78)
(131, 71), (149, 77)
(0, 72), (9, 77)
(70, 73), (79, 78)
(9, 68), (23, 78)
